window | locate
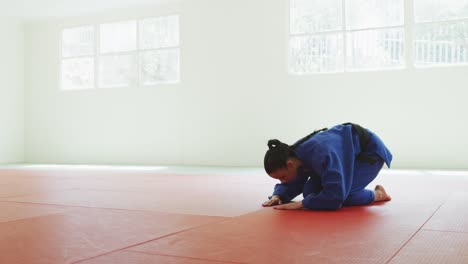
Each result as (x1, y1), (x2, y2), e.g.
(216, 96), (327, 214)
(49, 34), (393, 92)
(60, 15), (180, 90)
(289, 0), (404, 74)
(139, 16), (180, 85)
(289, 0), (468, 74)
(345, 0), (404, 71)
(289, 0), (344, 73)
(99, 20), (138, 88)
(61, 26), (95, 90)
(413, 0), (468, 66)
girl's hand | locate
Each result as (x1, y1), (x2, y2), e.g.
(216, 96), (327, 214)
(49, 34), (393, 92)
(262, 195), (282, 207)
(273, 201), (304, 210)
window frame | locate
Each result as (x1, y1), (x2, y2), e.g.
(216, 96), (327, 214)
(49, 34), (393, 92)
(60, 15), (180, 91)
(287, 0), (468, 75)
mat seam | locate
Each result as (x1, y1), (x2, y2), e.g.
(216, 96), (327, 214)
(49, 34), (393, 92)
(70, 217), (234, 264)
(384, 202), (445, 263)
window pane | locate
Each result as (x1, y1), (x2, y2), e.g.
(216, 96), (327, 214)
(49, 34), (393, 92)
(100, 21), (137, 53)
(99, 54), (137, 87)
(414, 21), (468, 66)
(139, 16), (179, 49)
(414, 0), (468, 22)
(140, 49), (180, 85)
(346, 0), (404, 30)
(290, 0), (342, 34)
(62, 26), (94, 57)
(346, 28), (405, 70)
(61, 57), (94, 90)
(289, 34), (344, 73)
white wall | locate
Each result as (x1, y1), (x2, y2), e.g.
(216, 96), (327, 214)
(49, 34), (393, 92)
(0, 19), (24, 164)
(24, 0), (468, 169)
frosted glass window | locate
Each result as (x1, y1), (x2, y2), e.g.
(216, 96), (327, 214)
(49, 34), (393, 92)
(414, 0), (468, 22)
(289, 34), (344, 73)
(100, 20), (137, 53)
(414, 21), (468, 66)
(139, 16), (179, 49)
(290, 0), (342, 34)
(346, 0), (404, 30)
(61, 58), (94, 90)
(347, 28), (405, 70)
(99, 54), (137, 87)
(62, 26), (94, 57)
(140, 49), (180, 84)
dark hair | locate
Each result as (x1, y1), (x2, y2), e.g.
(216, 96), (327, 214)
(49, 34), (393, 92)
(264, 139), (296, 174)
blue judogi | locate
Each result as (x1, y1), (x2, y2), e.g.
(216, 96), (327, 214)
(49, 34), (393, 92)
(271, 124), (392, 210)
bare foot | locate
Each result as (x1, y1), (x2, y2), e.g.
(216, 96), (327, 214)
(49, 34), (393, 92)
(374, 185), (392, 202)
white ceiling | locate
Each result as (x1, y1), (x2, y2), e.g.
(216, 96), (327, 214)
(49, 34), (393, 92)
(0, 0), (179, 19)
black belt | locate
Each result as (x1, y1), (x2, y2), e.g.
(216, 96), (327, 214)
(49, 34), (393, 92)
(342, 123), (379, 165)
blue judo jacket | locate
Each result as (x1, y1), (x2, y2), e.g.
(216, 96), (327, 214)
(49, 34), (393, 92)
(272, 124), (392, 210)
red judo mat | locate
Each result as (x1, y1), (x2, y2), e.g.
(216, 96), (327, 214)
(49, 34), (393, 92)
(0, 166), (467, 263)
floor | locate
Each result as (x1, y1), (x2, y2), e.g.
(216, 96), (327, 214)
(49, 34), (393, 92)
(0, 165), (467, 264)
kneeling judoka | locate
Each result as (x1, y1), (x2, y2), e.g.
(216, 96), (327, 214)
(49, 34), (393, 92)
(263, 123), (392, 210)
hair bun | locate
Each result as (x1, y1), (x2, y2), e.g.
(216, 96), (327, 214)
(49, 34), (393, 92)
(267, 139), (281, 150)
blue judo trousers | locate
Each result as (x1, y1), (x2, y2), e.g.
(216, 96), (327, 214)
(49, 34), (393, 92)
(271, 124), (393, 210)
